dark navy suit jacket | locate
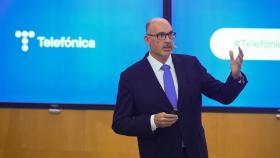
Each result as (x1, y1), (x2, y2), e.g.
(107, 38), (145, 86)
(112, 53), (247, 158)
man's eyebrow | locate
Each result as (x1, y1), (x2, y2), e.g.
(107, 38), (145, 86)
(155, 31), (173, 34)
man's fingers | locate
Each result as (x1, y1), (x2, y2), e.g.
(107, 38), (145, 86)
(157, 119), (177, 127)
(160, 118), (177, 123)
(238, 47), (244, 58)
(229, 50), (234, 61)
(160, 120), (177, 127)
(235, 53), (243, 64)
(163, 113), (178, 119)
(230, 47), (244, 61)
(158, 114), (178, 122)
(238, 55), (243, 64)
(154, 112), (178, 128)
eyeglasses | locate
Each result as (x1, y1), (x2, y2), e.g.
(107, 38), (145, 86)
(147, 31), (176, 40)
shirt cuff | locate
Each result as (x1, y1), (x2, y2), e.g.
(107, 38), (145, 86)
(237, 74), (245, 84)
(150, 114), (157, 131)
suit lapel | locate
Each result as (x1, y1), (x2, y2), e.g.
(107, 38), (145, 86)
(172, 54), (191, 108)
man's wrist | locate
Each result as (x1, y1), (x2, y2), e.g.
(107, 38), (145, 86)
(231, 72), (242, 79)
(233, 73), (245, 84)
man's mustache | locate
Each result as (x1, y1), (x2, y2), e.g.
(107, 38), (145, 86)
(162, 43), (176, 49)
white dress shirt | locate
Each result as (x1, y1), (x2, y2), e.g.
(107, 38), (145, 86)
(147, 53), (178, 131)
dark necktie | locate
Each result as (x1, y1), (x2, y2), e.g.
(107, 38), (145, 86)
(161, 64), (177, 110)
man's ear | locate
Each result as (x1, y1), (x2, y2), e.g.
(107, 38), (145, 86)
(144, 35), (150, 45)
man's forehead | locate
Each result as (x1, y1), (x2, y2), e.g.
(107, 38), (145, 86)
(148, 21), (172, 33)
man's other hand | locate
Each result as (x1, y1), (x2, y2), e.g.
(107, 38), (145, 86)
(229, 47), (244, 79)
(154, 112), (178, 128)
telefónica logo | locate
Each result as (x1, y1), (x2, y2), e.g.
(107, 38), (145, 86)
(15, 30), (96, 52)
(15, 30), (35, 52)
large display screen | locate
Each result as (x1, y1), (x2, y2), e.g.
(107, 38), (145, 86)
(172, 0), (280, 108)
(0, 0), (162, 105)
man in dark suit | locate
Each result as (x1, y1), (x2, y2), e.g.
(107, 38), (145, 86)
(112, 18), (247, 158)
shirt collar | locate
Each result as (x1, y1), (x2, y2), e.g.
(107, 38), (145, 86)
(147, 52), (174, 71)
